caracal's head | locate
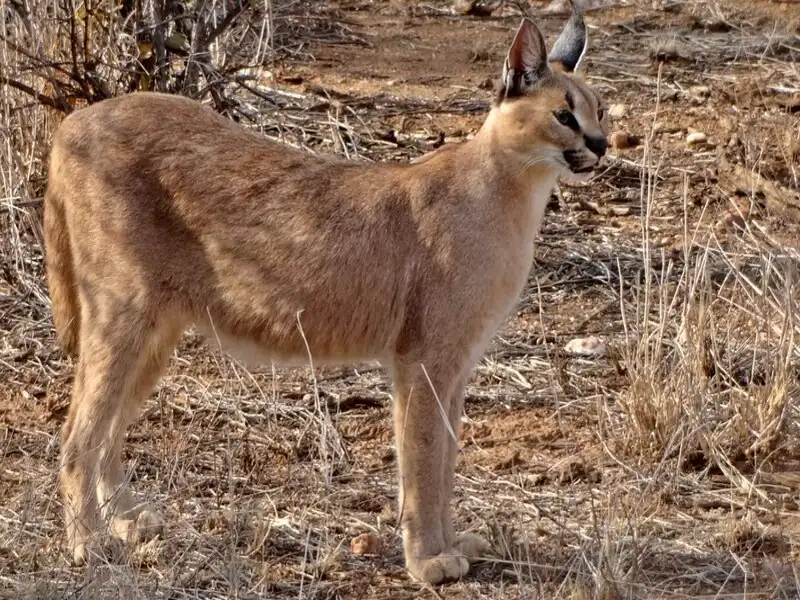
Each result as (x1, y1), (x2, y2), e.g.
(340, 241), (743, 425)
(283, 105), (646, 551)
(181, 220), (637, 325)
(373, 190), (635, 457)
(487, 1), (609, 179)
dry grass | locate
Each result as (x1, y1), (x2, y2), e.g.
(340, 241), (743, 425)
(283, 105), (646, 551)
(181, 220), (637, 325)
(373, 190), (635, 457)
(2, 0), (800, 598)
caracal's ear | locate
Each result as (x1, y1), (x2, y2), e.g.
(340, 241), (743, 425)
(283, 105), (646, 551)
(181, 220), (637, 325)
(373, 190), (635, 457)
(501, 18), (549, 98)
(548, 0), (588, 73)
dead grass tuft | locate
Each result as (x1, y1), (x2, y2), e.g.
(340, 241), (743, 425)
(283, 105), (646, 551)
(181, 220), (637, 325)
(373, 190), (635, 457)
(615, 227), (799, 474)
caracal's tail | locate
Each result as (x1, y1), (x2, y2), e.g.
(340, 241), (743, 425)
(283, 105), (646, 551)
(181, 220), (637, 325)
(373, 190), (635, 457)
(44, 145), (80, 356)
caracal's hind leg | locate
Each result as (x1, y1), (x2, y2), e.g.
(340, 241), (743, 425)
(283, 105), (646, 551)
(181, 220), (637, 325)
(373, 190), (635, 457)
(99, 320), (184, 547)
(440, 373), (490, 563)
(60, 309), (182, 565)
(392, 356), (472, 584)
(60, 357), (96, 565)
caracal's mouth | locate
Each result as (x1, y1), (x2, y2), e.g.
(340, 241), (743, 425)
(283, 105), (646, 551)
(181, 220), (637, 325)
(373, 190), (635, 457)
(561, 160), (599, 182)
(562, 149), (598, 175)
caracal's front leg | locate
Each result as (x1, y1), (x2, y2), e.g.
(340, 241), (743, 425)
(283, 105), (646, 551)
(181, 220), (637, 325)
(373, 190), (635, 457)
(441, 374), (490, 562)
(392, 357), (471, 584)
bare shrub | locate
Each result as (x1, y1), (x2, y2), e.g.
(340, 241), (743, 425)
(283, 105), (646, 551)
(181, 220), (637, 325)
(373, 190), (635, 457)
(0, 0), (278, 322)
(1, 0), (274, 110)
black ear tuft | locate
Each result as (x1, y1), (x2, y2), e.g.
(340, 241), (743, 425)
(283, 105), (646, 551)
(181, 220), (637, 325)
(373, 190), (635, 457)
(500, 18), (549, 100)
(548, 0), (588, 73)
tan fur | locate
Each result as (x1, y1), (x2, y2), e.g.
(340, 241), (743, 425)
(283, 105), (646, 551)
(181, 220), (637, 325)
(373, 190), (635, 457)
(45, 16), (607, 584)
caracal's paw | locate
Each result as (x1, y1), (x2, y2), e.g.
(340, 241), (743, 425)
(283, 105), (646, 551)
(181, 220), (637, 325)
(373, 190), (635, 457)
(71, 535), (125, 567)
(111, 507), (165, 545)
(72, 541), (89, 567)
(455, 533), (491, 563)
(70, 507), (164, 566)
(407, 551), (470, 584)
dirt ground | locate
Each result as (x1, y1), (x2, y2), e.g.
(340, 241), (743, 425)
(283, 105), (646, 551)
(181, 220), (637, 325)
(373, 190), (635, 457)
(1, 0), (800, 598)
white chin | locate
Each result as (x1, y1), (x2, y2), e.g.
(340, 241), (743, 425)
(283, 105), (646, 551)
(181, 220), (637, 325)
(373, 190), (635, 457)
(562, 169), (594, 182)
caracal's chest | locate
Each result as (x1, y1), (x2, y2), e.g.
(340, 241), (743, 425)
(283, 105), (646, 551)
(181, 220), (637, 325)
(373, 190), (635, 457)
(498, 177), (554, 292)
(476, 177), (555, 336)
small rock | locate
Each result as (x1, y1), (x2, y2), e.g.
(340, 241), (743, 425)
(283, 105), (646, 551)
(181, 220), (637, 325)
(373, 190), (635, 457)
(492, 449), (524, 471)
(542, 0), (571, 13)
(660, 90), (679, 102)
(715, 204), (750, 235)
(650, 38), (693, 63)
(684, 85), (712, 106)
(686, 131), (708, 146)
(454, 0), (501, 16)
(551, 457), (602, 485)
(609, 132), (628, 148)
(453, 0), (474, 14)
(379, 504), (395, 525)
(689, 85), (711, 99)
(544, 0), (614, 13)
(524, 473), (548, 486)
(608, 103), (628, 119)
(564, 336), (608, 357)
(653, 122), (681, 134)
(350, 532), (382, 556)
(609, 131), (638, 150)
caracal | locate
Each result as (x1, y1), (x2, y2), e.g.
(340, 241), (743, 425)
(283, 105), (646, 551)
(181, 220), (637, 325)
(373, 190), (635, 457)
(44, 2), (607, 584)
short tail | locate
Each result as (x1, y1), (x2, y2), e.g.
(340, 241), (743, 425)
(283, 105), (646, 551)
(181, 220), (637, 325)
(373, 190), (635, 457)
(44, 163), (80, 357)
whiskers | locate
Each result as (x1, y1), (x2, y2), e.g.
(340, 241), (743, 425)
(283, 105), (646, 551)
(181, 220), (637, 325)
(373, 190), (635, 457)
(520, 150), (561, 172)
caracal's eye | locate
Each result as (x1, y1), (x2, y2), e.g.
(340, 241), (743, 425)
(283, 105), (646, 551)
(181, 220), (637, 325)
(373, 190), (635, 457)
(554, 109), (579, 131)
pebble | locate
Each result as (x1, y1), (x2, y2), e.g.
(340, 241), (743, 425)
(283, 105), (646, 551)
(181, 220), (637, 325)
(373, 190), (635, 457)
(683, 85), (712, 106)
(686, 131), (708, 146)
(715, 204), (750, 234)
(350, 532), (383, 556)
(610, 131), (639, 149)
(544, 0), (613, 13)
(653, 122), (682, 134)
(608, 103), (628, 119)
(564, 336), (608, 358)
(453, 0), (498, 16)
(689, 85), (711, 98)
